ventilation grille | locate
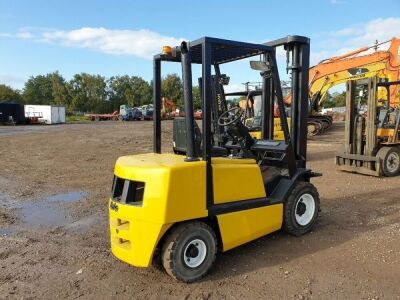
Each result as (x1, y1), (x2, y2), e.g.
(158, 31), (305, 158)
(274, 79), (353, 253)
(111, 176), (145, 206)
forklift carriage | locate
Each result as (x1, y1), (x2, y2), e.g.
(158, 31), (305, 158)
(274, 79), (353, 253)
(109, 36), (321, 282)
(336, 77), (400, 176)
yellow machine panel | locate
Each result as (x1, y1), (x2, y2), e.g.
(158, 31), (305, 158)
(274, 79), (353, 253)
(114, 153), (208, 223)
(110, 153), (208, 267)
(249, 130), (285, 140)
(212, 157), (266, 204)
(248, 117), (291, 141)
(110, 207), (171, 267)
(377, 128), (396, 141)
(217, 204), (283, 251)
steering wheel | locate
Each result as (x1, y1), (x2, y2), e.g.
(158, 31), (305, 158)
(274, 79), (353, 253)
(218, 106), (243, 126)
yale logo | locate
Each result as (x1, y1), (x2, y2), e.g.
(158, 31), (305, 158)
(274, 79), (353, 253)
(110, 201), (119, 212)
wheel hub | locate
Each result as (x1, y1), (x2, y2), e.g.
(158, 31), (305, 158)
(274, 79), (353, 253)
(183, 239), (207, 268)
(296, 201), (307, 216)
(186, 245), (199, 258)
(295, 193), (316, 226)
(386, 152), (399, 173)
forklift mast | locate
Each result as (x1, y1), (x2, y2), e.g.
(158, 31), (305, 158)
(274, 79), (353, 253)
(263, 36), (310, 168)
(153, 36), (310, 174)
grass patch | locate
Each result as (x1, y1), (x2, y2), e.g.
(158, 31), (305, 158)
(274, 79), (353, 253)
(66, 115), (90, 123)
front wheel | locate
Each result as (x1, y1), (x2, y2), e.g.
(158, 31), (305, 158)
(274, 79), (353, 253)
(377, 146), (400, 177)
(283, 182), (320, 237)
(161, 222), (217, 283)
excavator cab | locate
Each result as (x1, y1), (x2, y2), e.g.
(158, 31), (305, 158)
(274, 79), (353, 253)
(109, 36), (321, 282)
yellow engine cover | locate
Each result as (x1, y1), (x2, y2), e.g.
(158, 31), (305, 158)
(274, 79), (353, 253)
(110, 153), (208, 267)
(212, 157), (266, 203)
(217, 204), (283, 251)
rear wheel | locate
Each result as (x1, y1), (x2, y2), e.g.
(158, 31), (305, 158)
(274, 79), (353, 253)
(161, 222), (217, 283)
(377, 146), (400, 177)
(283, 182), (320, 237)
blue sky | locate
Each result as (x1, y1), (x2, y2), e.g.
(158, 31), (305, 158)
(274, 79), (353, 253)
(1, 0), (399, 92)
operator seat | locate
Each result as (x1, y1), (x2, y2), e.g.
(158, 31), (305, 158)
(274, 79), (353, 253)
(225, 119), (289, 161)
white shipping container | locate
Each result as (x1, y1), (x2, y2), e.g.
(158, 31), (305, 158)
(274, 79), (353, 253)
(24, 105), (66, 124)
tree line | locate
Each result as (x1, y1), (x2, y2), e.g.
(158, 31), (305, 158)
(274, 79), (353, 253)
(0, 72), (203, 113)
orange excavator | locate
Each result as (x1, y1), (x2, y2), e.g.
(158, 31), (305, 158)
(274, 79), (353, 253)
(291, 37), (400, 135)
(307, 37), (400, 110)
(161, 97), (177, 119)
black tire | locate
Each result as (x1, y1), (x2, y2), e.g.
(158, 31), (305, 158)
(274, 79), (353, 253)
(377, 146), (400, 177)
(161, 222), (217, 283)
(283, 182), (320, 237)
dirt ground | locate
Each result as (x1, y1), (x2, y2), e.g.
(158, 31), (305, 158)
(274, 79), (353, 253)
(0, 121), (399, 300)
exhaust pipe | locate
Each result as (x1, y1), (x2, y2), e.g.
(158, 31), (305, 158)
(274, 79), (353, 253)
(181, 41), (198, 162)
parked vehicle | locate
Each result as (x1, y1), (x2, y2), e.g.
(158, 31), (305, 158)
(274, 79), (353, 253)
(85, 111), (119, 121)
(132, 108), (143, 120)
(142, 104), (154, 120)
(120, 105), (142, 121)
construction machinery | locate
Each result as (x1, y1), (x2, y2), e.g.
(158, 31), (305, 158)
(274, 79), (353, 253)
(235, 38), (400, 137)
(336, 77), (400, 176)
(305, 37), (400, 135)
(161, 97), (179, 119)
(109, 36), (320, 282)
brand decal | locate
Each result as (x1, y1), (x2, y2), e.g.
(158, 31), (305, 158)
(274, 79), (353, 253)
(348, 67), (369, 76)
(110, 201), (119, 212)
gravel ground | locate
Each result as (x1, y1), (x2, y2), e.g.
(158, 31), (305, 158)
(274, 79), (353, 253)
(0, 121), (399, 299)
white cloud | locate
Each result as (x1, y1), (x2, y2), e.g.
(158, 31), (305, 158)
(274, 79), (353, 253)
(346, 17), (400, 49)
(16, 31), (34, 39)
(311, 17), (400, 65)
(0, 75), (26, 89)
(43, 27), (185, 59)
(2, 27), (185, 60)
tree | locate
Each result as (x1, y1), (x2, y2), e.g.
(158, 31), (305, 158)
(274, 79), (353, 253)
(22, 75), (53, 104)
(0, 84), (23, 103)
(321, 91), (346, 108)
(108, 76), (152, 110)
(333, 92), (346, 107)
(50, 72), (70, 107)
(161, 74), (183, 108)
(67, 73), (107, 113)
(192, 86), (201, 109)
(22, 72), (70, 107)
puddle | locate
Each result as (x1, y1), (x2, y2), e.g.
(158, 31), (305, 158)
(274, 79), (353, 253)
(0, 227), (16, 236)
(43, 191), (86, 203)
(20, 202), (71, 226)
(20, 191), (87, 226)
(0, 190), (100, 232)
(4, 191), (88, 227)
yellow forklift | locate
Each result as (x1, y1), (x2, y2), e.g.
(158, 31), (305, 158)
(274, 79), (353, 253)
(336, 77), (400, 176)
(109, 36), (321, 282)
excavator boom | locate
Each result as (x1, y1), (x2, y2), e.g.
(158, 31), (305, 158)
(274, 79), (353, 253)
(308, 37), (400, 109)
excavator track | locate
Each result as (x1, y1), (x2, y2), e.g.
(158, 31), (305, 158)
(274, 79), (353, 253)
(307, 115), (333, 136)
